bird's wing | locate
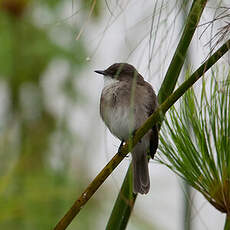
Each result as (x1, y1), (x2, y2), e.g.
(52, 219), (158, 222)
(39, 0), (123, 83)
(143, 81), (159, 159)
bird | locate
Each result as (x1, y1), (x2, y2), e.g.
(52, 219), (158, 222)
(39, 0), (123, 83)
(95, 63), (158, 194)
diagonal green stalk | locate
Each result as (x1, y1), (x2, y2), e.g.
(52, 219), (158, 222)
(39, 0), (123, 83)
(180, 2), (193, 229)
(53, 39), (230, 230)
(106, 164), (137, 230)
(157, 0), (208, 104)
(107, 0), (207, 228)
(224, 215), (230, 230)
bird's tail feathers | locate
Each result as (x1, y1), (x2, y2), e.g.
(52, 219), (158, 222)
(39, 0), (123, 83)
(132, 147), (150, 194)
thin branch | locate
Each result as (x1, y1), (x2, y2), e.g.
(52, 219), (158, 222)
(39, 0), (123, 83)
(76, 0), (96, 41)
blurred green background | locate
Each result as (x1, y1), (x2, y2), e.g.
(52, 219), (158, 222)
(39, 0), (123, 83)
(0, 0), (103, 229)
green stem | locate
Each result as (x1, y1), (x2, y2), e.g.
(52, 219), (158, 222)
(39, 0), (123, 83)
(53, 39), (230, 230)
(183, 182), (192, 230)
(158, 0), (207, 104)
(181, 2), (193, 229)
(224, 215), (230, 230)
(106, 164), (137, 230)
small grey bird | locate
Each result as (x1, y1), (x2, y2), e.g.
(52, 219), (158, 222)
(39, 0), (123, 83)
(95, 63), (158, 194)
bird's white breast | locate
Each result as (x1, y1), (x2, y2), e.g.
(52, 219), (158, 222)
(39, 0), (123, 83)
(101, 76), (135, 140)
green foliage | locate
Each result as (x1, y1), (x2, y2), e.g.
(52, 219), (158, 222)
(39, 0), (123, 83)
(0, 0), (100, 229)
(0, 11), (85, 103)
(1, 171), (74, 229)
(158, 71), (230, 215)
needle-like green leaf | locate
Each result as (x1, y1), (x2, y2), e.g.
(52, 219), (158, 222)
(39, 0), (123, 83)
(159, 71), (230, 227)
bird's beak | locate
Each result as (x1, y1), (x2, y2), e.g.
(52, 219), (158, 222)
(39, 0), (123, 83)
(94, 70), (106, 75)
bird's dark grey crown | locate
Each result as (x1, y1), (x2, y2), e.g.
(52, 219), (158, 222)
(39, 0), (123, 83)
(104, 63), (137, 77)
(95, 63), (144, 81)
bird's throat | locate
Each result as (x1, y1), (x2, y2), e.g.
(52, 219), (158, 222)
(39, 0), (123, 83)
(103, 76), (119, 88)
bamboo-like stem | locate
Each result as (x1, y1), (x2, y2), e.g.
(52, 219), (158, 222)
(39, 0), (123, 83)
(180, 3), (193, 229)
(158, 0), (208, 104)
(105, 164), (137, 230)
(224, 215), (230, 230)
(53, 39), (230, 230)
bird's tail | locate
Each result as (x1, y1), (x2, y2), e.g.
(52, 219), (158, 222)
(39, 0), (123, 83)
(132, 144), (150, 194)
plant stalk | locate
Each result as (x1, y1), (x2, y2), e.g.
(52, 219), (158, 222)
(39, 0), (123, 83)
(158, 0), (208, 104)
(106, 164), (137, 230)
(224, 215), (230, 230)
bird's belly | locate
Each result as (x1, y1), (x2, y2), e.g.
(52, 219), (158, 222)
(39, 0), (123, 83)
(103, 105), (135, 140)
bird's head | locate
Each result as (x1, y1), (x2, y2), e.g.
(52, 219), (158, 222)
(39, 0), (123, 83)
(95, 63), (142, 82)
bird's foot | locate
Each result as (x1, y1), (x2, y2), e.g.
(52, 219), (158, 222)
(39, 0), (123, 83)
(118, 141), (128, 157)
